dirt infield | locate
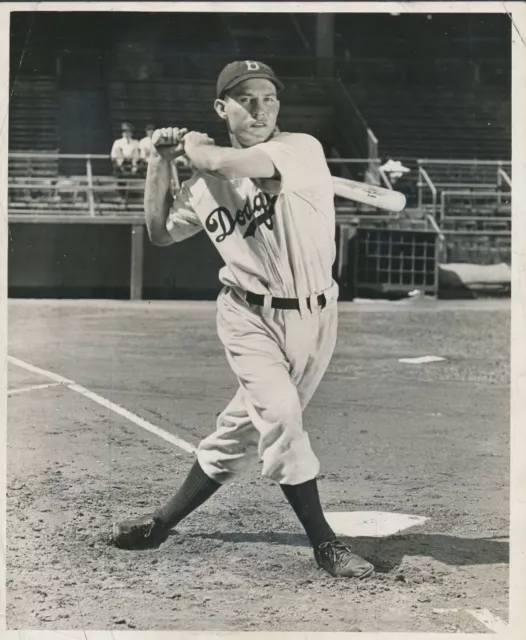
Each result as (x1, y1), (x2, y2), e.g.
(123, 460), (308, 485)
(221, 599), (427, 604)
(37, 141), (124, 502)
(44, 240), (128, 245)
(6, 298), (509, 632)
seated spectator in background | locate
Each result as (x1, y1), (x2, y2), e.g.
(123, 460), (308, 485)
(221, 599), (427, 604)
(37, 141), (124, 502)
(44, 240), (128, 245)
(380, 157), (416, 206)
(138, 124), (155, 176)
(111, 122), (140, 205)
(380, 157), (410, 187)
(111, 122), (140, 177)
(54, 174), (78, 203)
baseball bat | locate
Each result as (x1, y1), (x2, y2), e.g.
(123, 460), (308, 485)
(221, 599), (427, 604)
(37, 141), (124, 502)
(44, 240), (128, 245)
(332, 177), (406, 212)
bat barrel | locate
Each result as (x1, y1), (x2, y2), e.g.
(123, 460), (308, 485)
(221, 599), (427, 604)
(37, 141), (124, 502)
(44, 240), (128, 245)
(332, 177), (406, 212)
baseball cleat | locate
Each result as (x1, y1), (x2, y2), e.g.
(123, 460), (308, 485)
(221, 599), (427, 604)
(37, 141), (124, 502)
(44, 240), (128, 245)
(112, 514), (169, 550)
(314, 539), (374, 579)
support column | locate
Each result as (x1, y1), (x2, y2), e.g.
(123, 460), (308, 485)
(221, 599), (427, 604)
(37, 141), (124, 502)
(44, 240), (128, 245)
(315, 14), (334, 77)
(130, 224), (144, 300)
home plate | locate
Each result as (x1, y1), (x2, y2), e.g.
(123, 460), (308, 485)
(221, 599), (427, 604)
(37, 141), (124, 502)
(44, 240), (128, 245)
(324, 511), (429, 538)
(399, 355), (446, 364)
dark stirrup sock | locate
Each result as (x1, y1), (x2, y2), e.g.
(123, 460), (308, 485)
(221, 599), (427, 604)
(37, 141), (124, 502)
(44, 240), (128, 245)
(280, 478), (337, 549)
(153, 460), (222, 529)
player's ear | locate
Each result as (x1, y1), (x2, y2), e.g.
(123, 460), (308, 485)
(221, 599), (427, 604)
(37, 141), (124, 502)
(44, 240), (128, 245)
(214, 98), (228, 120)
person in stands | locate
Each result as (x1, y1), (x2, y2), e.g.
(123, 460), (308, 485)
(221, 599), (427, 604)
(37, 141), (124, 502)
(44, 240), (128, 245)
(139, 123), (156, 176)
(111, 122), (140, 204)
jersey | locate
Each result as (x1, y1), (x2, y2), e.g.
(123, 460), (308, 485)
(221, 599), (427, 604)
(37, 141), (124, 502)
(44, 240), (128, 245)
(165, 132), (335, 298)
(139, 136), (154, 161)
(111, 137), (140, 160)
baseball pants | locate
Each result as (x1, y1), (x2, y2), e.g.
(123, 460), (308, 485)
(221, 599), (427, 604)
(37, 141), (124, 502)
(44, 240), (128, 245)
(197, 282), (339, 485)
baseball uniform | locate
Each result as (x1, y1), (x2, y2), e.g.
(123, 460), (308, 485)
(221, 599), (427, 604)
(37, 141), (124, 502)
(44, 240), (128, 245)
(111, 136), (140, 161)
(166, 132), (338, 485)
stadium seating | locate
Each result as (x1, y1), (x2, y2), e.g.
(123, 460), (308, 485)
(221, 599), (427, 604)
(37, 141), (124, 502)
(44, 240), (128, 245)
(224, 13), (309, 56)
(9, 76), (60, 151)
(444, 234), (511, 265)
(9, 75), (60, 193)
(106, 78), (336, 151)
(346, 84), (510, 160)
(420, 161), (511, 191)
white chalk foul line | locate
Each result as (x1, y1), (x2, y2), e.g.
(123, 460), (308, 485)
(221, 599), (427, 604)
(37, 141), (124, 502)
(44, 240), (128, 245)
(7, 381), (64, 396)
(8, 355), (197, 455)
(8, 355), (74, 384)
(7, 359), (509, 632)
(434, 608), (508, 633)
(465, 608), (508, 633)
(67, 383), (196, 454)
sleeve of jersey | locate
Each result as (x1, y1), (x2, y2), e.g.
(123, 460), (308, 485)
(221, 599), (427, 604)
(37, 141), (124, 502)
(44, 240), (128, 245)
(255, 133), (329, 193)
(165, 182), (203, 242)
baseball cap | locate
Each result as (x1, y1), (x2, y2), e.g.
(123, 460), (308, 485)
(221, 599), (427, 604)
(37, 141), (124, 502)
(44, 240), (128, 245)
(216, 60), (284, 98)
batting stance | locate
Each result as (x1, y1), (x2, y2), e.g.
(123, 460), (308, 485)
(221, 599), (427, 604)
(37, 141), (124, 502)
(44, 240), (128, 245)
(113, 61), (374, 579)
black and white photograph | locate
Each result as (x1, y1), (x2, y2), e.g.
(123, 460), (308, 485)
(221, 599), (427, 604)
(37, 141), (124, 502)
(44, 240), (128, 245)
(2, 2), (525, 635)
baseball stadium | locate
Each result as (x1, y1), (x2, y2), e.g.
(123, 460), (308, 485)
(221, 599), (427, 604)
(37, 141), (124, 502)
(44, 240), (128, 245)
(6, 9), (511, 634)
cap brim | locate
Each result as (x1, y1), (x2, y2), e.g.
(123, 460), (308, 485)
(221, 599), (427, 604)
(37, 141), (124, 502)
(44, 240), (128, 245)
(220, 73), (284, 97)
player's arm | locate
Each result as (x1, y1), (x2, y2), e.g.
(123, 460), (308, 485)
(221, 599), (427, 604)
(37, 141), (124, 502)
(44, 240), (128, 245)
(253, 133), (331, 192)
(144, 154), (176, 246)
(183, 132), (277, 180)
(144, 127), (201, 247)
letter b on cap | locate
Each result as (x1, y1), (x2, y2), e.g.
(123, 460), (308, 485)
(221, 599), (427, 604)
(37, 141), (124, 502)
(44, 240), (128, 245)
(245, 61), (260, 71)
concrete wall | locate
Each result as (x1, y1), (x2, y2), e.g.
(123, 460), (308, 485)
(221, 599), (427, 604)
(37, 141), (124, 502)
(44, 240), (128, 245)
(8, 224), (225, 300)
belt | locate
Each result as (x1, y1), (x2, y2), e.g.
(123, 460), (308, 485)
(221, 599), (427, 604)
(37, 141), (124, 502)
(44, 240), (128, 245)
(245, 291), (327, 311)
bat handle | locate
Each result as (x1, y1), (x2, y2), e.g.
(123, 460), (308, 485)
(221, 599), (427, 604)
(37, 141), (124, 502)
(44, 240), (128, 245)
(170, 161), (180, 191)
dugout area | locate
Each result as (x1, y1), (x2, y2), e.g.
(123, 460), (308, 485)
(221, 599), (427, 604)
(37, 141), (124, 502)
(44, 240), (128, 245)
(10, 220), (439, 301)
(10, 219), (508, 301)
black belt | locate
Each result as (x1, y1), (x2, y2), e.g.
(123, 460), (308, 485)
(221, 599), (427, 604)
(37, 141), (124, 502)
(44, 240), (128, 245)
(245, 291), (327, 311)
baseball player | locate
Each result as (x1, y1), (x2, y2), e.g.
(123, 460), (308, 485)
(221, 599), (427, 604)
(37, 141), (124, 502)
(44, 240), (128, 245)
(112, 61), (374, 580)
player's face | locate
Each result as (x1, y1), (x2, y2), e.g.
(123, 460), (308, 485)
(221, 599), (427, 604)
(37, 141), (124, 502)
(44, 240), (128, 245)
(217, 78), (280, 147)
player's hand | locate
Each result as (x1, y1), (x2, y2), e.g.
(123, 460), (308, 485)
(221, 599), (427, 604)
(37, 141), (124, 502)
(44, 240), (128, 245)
(183, 131), (215, 152)
(151, 127), (188, 161)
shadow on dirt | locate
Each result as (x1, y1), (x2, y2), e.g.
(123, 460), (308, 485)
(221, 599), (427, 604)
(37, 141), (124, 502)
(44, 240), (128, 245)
(186, 531), (509, 573)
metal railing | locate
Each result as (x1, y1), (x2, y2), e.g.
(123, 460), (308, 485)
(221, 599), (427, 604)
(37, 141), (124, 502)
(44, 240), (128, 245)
(7, 151), (404, 301)
(417, 166), (438, 214)
(435, 189), (511, 264)
(425, 213), (445, 243)
(497, 167), (512, 189)
(439, 190), (511, 226)
(8, 153), (397, 222)
(8, 153), (511, 231)
(418, 158), (511, 188)
(8, 151), (187, 219)
(416, 158), (511, 218)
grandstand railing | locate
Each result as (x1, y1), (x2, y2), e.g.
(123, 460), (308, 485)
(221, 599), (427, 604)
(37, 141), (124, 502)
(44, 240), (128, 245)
(439, 190), (511, 227)
(438, 189), (511, 264)
(416, 166), (438, 214)
(8, 152), (397, 220)
(497, 165), (512, 191)
(419, 158), (511, 181)
(416, 158), (511, 216)
(9, 152), (403, 300)
(8, 151), (189, 220)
